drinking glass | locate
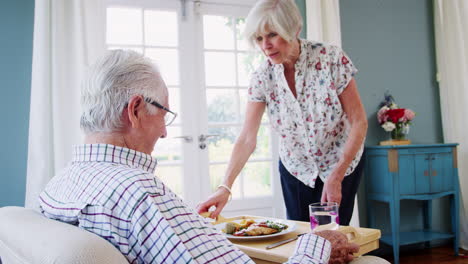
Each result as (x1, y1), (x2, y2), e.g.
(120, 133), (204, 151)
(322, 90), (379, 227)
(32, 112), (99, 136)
(309, 202), (339, 232)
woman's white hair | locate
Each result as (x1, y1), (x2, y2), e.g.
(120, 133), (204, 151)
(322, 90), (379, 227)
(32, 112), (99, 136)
(244, 0), (303, 48)
(80, 49), (167, 134)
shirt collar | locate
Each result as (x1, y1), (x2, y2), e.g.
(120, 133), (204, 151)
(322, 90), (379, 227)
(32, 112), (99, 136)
(72, 144), (158, 173)
(295, 38), (308, 69)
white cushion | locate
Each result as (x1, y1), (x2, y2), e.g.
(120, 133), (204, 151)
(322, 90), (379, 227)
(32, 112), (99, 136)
(0, 206), (128, 264)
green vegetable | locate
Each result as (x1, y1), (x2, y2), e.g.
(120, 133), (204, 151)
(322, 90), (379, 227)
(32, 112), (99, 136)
(265, 220), (288, 231)
(225, 223), (237, 234)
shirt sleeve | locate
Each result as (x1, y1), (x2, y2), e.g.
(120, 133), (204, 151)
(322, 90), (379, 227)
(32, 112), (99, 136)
(127, 202), (196, 263)
(285, 233), (331, 264)
(248, 69), (267, 102)
(128, 186), (255, 264)
(330, 46), (358, 95)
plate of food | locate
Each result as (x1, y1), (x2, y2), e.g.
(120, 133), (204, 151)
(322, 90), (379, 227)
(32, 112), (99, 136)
(214, 218), (296, 240)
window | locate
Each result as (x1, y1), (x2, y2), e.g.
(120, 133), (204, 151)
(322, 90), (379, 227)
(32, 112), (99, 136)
(106, 0), (283, 217)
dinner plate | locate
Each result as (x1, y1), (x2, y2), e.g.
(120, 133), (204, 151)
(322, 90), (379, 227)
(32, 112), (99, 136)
(214, 218), (296, 240)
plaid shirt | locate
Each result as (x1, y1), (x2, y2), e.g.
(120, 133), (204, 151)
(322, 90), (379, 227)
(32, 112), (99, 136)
(39, 144), (331, 263)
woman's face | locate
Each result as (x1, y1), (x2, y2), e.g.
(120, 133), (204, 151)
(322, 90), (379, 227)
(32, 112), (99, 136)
(255, 30), (296, 65)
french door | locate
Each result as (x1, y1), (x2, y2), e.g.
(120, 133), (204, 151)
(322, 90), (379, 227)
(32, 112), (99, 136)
(106, 0), (285, 218)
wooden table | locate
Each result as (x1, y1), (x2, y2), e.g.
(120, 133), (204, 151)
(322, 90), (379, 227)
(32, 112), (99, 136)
(227, 220), (381, 264)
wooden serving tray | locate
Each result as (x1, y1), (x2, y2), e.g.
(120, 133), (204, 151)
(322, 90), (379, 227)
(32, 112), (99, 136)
(339, 226), (381, 257)
(209, 215), (381, 263)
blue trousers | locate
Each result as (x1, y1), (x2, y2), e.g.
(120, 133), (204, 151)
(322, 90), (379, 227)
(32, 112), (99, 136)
(279, 158), (363, 225)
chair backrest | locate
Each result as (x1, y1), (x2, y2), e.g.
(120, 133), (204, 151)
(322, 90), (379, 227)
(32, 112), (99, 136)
(0, 206), (128, 264)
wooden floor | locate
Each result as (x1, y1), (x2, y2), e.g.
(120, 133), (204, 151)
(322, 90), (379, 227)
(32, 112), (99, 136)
(379, 246), (468, 264)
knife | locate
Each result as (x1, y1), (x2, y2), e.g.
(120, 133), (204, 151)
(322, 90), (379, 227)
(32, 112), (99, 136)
(265, 233), (306, 250)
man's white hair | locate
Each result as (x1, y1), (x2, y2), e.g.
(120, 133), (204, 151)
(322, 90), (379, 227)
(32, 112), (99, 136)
(244, 0), (303, 49)
(80, 49), (167, 134)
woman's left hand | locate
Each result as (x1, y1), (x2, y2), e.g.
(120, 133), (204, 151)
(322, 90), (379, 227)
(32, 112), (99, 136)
(321, 172), (343, 204)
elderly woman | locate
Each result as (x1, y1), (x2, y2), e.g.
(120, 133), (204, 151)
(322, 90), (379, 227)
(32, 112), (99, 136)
(198, 0), (368, 224)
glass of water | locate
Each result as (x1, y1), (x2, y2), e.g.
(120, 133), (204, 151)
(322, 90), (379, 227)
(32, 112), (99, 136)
(309, 202), (340, 232)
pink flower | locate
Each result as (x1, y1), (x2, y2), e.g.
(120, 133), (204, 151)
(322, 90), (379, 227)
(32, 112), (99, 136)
(377, 106), (389, 124)
(404, 109), (415, 121)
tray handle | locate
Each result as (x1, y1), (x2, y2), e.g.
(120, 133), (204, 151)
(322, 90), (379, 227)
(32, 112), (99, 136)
(339, 226), (362, 244)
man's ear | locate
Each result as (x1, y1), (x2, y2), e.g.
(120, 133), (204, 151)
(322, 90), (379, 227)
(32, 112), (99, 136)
(127, 95), (144, 128)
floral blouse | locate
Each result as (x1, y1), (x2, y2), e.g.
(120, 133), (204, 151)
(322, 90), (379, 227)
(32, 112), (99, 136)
(248, 39), (364, 188)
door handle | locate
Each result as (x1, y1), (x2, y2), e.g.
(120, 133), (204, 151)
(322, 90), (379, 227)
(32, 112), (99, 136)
(424, 155), (436, 161)
(431, 170), (437, 176)
(424, 170), (429, 176)
(173, 135), (194, 143)
(198, 134), (220, 142)
(198, 134), (220, 149)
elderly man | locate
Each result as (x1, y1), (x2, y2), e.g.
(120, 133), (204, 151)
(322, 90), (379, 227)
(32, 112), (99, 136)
(39, 50), (358, 264)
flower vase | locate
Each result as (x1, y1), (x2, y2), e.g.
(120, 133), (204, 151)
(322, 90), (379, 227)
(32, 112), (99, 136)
(380, 126), (411, 146)
(390, 128), (406, 141)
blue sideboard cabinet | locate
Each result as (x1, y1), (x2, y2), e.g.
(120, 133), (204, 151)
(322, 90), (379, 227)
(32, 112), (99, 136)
(364, 144), (459, 264)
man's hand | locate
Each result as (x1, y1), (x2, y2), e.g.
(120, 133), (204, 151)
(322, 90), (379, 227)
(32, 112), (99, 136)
(196, 188), (230, 219)
(315, 230), (359, 264)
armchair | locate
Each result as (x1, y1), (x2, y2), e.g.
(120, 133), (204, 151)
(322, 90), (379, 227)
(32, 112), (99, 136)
(0, 206), (128, 264)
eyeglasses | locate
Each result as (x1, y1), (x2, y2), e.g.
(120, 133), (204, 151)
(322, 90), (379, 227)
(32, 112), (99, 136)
(144, 97), (178, 126)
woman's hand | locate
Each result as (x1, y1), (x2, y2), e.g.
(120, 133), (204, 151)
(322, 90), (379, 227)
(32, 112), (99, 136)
(196, 188), (230, 219)
(320, 171), (343, 204)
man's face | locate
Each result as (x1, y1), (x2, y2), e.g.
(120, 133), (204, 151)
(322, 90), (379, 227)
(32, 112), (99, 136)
(139, 92), (169, 154)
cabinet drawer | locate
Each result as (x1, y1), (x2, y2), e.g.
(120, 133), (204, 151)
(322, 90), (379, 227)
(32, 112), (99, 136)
(364, 144), (458, 198)
(430, 152), (454, 192)
(398, 152), (454, 195)
(404, 147), (453, 155)
(398, 154), (429, 195)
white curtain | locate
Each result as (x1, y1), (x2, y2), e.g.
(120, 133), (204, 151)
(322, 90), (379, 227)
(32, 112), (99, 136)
(434, 0), (468, 250)
(306, 0), (342, 47)
(25, 0), (106, 210)
(305, 0), (360, 227)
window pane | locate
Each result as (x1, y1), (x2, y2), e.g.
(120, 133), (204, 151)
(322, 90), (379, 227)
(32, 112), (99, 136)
(153, 126), (182, 162)
(204, 52), (236, 86)
(146, 48), (179, 86)
(206, 89), (237, 123)
(207, 126), (239, 162)
(242, 162), (272, 197)
(156, 166), (183, 197)
(237, 52), (264, 86)
(236, 18), (249, 51)
(144, 10), (178, 47)
(203, 15), (234, 50)
(168, 88), (180, 125)
(107, 46), (143, 54)
(210, 164), (241, 198)
(107, 7), (142, 45)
